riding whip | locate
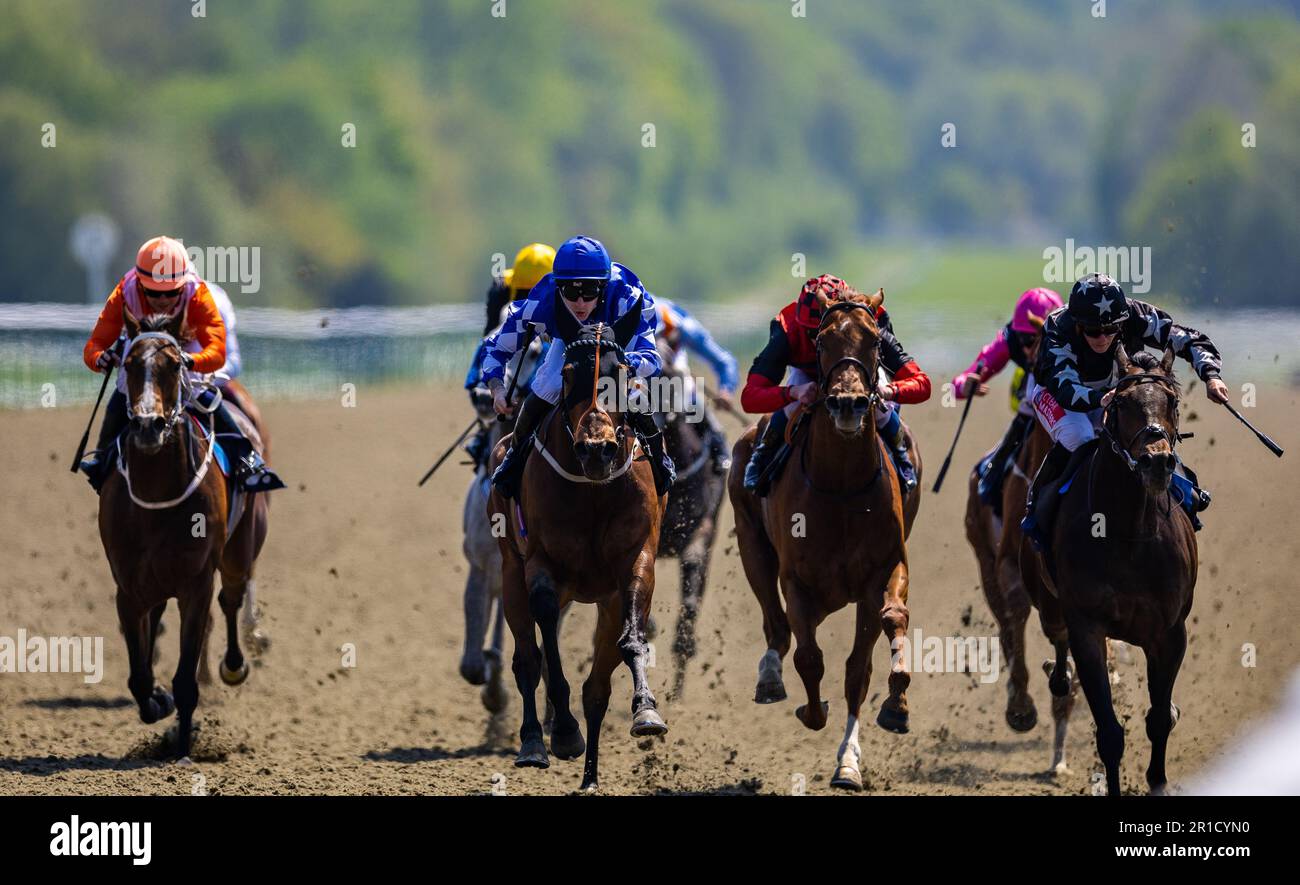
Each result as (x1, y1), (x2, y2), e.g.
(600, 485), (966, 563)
(1222, 401), (1283, 458)
(931, 362), (983, 493)
(70, 346), (119, 472)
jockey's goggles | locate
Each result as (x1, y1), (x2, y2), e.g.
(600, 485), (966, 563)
(557, 279), (603, 303)
(1079, 323), (1120, 339)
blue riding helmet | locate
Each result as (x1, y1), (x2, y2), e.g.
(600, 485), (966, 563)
(552, 235), (612, 281)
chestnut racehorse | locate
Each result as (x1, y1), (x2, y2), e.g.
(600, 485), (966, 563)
(1031, 345), (1195, 796)
(729, 289), (921, 791)
(98, 309), (270, 758)
(488, 311), (664, 792)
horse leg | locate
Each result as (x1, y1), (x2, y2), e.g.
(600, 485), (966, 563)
(732, 487), (789, 703)
(173, 582), (214, 759)
(1143, 622), (1186, 793)
(1066, 614), (1124, 796)
(216, 570), (251, 686)
(481, 595), (509, 715)
(833, 601), (882, 791)
(877, 561), (911, 733)
(502, 554), (547, 768)
(786, 585), (828, 731)
(530, 565), (584, 760)
(580, 600), (624, 792)
(995, 553), (1036, 733)
(671, 524), (713, 700)
(622, 558), (667, 736)
(118, 595), (175, 725)
(1040, 591), (1078, 775)
(460, 564), (491, 685)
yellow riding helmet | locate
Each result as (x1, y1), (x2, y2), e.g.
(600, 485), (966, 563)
(509, 242), (556, 298)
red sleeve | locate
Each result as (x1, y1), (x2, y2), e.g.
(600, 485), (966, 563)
(741, 371), (791, 414)
(890, 360), (931, 405)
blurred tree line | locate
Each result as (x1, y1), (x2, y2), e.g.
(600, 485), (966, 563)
(1, 0), (1296, 308)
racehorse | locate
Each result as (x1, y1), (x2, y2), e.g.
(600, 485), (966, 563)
(99, 309), (270, 758)
(654, 340), (727, 699)
(488, 308), (665, 791)
(728, 288), (922, 791)
(964, 322), (1081, 774)
(1031, 345), (1195, 795)
(460, 335), (544, 715)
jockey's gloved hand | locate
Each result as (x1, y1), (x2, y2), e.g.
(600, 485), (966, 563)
(1205, 378), (1229, 404)
(94, 349), (120, 371)
(180, 353), (195, 370)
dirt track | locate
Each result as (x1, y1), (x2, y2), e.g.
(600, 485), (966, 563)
(1, 382), (1297, 795)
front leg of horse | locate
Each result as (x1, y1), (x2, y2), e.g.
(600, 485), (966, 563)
(621, 564), (667, 736)
(996, 558), (1037, 733)
(877, 562), (911, 734)
(1143, 623), (1187, 794)
(173, 585), (215, 759)
(502, 557), (548, 768)
(671, 539), (710, 699)
(459, 565), (491, 685)
(1066, 614), (1125, 796)
(833, 602), (882, 791)
(786, 590), (828, 731)
(119, 596), (175, 725)
(216, 576), (251, 686)
(1042, 633), (1078, 776)
(530, 569), (584, 760)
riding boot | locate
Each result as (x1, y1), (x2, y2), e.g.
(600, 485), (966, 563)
(1171, 458), (1210, 531)
(978, 411), (1033, 511)
(743, 407), (789, 494)
(80, 390), (129, 493)
(1020, 442), (1073, 552)
(206, 395), (286, 492)
(465, 425), (490, 471)
(628, 409), (676, 496)
(491, 392), (549, 499)
(880, 407), (917, 492)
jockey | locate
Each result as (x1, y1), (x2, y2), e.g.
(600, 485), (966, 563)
(654, 296), (738, 474)
(740, 274), (931, 495)
(464, 242), (556, 467)
(952, 287), (1063, 513)
(482, 235), (675, 497)
(1021, 272), (1226, 545)
(79, 236), (284, 494)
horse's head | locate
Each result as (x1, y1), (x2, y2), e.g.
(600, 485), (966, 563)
(121, 307), (189, 454)
(560, 327), (631, 482)
(1107, 344), (1181, 496)
(814, 287), (884, 435)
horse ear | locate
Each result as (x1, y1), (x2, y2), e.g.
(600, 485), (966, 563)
(867, 288), (884, 311)
(1115, 341), (1134, 374)
(123, 303), (140, 340)
(612, 294), (643, 348)
(552, 295), (581, 343)
(164, 308), (185, 341)
(1160, 344), (1176, 376)
(1027, 310), (1045, 330)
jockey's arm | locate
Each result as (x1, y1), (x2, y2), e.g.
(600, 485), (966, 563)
(1129, 299), (1226, 399)
(676, 311), (738, 394)
(878, 329), (931, 404)
(953, 330), (1010, 399)
(740, 319), (795, 413)
(620, 293), (663, 381)
(186, 286), (228, 375)
(1035, 315), (1099, 412)
(83, 283), (127, 371)
(480, 294), (534, 391)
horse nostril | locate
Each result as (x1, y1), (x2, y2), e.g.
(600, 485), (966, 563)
(852, 396), (870, 414)
(602, 440), (618, 460)
(1138, 453), (1153, 468)
(151, 416), (167, 433)
(826, 395), (842, 412)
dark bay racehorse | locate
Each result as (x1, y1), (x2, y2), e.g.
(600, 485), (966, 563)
(655, 341), (727, 699)
(99, 309), (270, 758)
(1033, 345), (1195, 795)
(488, 310), (665, 792)
(729, 289), (922, 791)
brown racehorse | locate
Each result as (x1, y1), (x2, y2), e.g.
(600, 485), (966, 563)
(729, 289), (921, 791)
(98, 309), (270, 759)
(1032, 345), (1195, 796)
(964, 318), (1081, 774)
(488, 313), (665, 792)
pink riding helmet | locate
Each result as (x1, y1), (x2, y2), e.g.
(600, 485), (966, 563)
(1011, 287), (1063, 334)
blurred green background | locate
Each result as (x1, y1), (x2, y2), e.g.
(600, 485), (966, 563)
(3, 0), (1298, 310)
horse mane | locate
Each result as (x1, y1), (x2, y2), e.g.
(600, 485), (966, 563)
(139, 313), (186, 336)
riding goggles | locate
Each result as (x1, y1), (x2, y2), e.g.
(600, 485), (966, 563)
(557, 278), (604, 303)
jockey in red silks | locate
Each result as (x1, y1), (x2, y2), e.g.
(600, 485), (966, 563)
(79, 235), (284, 494)
(740, 274), (931, 495)
(951, 286), (1062, 513)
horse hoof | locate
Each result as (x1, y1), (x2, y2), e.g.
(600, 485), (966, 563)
(219, 659), (250, 686)
(876, 704), (909, 734)
(515, 739), (550, 769)
(795, 701), (829, 731)
(630, 708), (668, 737)
(754, 681), (787, 704)
(1005, 703), (1039, 733)
(580, 778), (599, 793)
(550, 727), (586, 760)
(481, 681), (508, 715)
(831, 765), (863, 792)
(460, 659), (488, 686)
(142, 687), (176, 723)
(1051, 761), (1071, 777)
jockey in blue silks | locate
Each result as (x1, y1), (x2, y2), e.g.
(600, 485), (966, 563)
(482, 235), (675, 497)
(654, 296), (738, 474)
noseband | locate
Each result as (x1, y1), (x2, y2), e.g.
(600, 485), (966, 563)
(815, 301), (881, 410)
(1100, 372), (1188, 473)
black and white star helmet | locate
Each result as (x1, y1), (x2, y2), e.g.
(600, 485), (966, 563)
(1067, 273), (1129, 326)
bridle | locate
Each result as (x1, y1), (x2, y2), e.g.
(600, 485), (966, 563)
(814, 300), (881, 412)
(1099, 371), (1187, 474)
(117, 329), (223, 509)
